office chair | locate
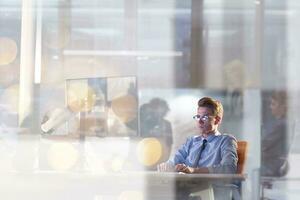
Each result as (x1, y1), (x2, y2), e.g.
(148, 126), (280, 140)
(237, 141), (248, 174)
(189, 140), (248, 200)
(231, 141), (248, 200)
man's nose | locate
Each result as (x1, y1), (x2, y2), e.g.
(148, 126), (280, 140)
(198, 119), (205, 124)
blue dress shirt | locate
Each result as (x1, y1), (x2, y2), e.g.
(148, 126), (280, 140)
(171, 131), (238, 174)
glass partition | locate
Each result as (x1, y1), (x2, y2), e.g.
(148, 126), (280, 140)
(0, 0), (300, 199)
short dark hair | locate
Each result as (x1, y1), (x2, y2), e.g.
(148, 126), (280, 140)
(271, 90), (287, 105)
(198, 97), (223, 118)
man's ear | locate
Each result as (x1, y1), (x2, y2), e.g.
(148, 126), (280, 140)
(214, 116), (222, 125)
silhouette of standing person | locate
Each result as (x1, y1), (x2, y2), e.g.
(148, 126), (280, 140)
(140, 98), (173, 166)
(261, 90), (291, 176)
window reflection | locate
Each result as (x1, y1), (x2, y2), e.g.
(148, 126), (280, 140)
(0, 0), (300, 200)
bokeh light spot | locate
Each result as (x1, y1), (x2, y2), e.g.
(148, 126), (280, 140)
(0, 37), (18, 65)
(111, 94), (137, 123)
(47, 142), (78, 170)
(136, 138), (162, 166)
(67, 82), (96, 112)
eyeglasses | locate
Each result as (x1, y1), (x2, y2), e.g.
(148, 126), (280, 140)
(193, 114), (211, 122)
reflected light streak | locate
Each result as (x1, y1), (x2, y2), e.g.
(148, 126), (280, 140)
(34, 0), (42, 84)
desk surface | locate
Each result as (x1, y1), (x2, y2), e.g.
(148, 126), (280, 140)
(2, 170), (246, 178)
(110, 171), (246, 181)
(0, 171), (246, 200)
(2, 170), (246, 185)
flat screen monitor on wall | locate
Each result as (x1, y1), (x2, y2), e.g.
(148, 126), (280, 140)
(65, 76), (138, 137)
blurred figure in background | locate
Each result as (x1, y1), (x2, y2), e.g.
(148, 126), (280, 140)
(261, 90), (293, 177)
(224, 59), (245, 117)
(140, 98), (173, 168)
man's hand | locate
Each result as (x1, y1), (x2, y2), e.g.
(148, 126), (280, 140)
(175, 164), (195, 173)
(157, 162), (175, 172)
(175, 164), (209, 174)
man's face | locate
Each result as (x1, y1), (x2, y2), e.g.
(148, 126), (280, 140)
(269, 98), (286, 118)
(195, 107), (220, 135)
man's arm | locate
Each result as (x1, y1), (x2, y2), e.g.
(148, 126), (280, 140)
(173, 136), (193, 165)
(207, 135), (238, 174)
(157, 137), (193, 172)
(174, 136), (210, 174)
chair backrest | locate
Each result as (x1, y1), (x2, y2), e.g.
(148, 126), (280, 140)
(237, 141), (248, 174)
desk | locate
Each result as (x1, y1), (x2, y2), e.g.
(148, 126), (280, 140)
(139, 172), (245, 200)
(0, 171), (245, 200)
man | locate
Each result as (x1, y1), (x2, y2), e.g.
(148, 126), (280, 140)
(156, 97), (238, 200)
(261, 90), (290, 176)
(157, 96), (238, 174)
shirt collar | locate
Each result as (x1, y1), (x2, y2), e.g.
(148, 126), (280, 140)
(194, 131), (221, 142)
